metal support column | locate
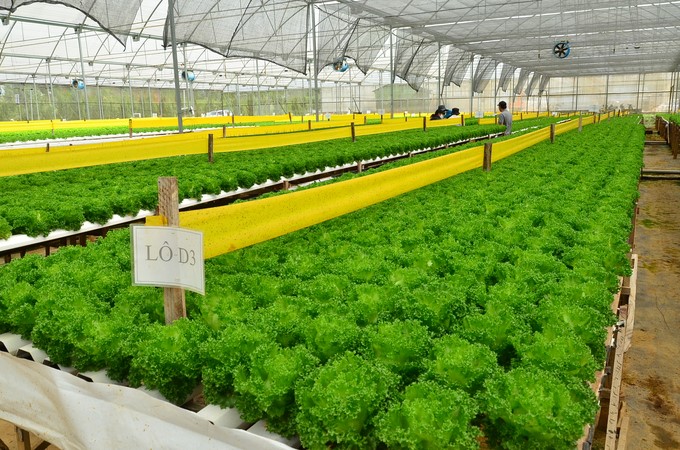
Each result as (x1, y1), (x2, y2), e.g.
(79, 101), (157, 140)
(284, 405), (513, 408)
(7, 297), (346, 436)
(310, 3), (320, 121)
(29, 81), (34, 120)
(148, 82), (153, 116)
(379, 71), (384, 114)
(46, 59), (57, 120)
(390, 29), (395, 118)
(575, 76), (580, 112)
(307, 60), (313, 115)
(236, 74), (241, 115)
(97, 81), (103, 118)
(127, 65), (134, 117)
(438, 43), (442, 104)
(168, 0), (184, 132)
(32, 75), (40, 120)
(75, 27), (91, 119)
(604, 74), (610, 111)
(493, 63), (497, 113)
(256, 59), (262, 116)
(182, 43), (193, 116)
(469, 54), (475, 116)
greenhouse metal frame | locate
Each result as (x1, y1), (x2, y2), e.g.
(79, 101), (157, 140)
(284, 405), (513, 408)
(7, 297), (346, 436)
(1, 1), (680, 123)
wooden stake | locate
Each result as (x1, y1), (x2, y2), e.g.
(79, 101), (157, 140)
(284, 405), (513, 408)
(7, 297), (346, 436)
(423, 116), (427, 132)
(157, 177), (186, 324)
(208, 134), (214, 163)
(46, 143), (50, 153)
(483, 142), (493, 172)
(351, 122), (356, 142)
(364, 116), (367, 125)
(461, 114), (465, 126)
(128, 118), (133, 138)
(308, 120), (312, 131)
(232, 115), (235, 124)
(222, 125), (226, 138)
(550, 123), (556, 143)
(288, 112), (292, 122)
(380, 114), (384, 124)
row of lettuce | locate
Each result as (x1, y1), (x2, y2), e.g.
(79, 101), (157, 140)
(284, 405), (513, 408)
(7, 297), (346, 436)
(0, 118), (561, 240)
(0, 117), (642, 449)
(0, 117), (478, 145)
(0, 120), (294, 144)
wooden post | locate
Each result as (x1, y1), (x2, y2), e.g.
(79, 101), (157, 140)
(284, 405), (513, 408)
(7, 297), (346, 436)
(483, 142), (493, 172)
(231, 115), (235, 124)
(16, 427), (30, 450)
(364, 116), (367, 125)
(380, 114), (384, 124)
(128, 118), (133, 138)
(353, 113), (356, 120)
(423, 116), (427, 132)
(550, 123), (556, 143)
(520, 113), (523, 120)
(157, 177), (186, 324)
(578, 115), (583, 132)
(288, 112), (292, 122)
(351, 122), (356, 142)
(46, 143), (50, 153)
(222, 125), (226, 138)
(405, 116), (408, 122)
(208, 134), (214, 163)
(308, 120), (312, 131)
(461, 114), (465, 126)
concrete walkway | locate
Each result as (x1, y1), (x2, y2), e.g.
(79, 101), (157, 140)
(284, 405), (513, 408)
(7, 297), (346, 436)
(619, 138), (680, 449)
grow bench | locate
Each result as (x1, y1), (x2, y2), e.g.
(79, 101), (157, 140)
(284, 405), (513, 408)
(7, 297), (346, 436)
(0, 132), (502, 266)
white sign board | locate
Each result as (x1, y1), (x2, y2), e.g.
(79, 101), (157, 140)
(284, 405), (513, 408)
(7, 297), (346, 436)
(131, 226), (205, 295)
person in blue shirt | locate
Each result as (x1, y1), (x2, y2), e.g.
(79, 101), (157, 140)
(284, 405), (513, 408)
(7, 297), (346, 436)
(431, 105), (460, 120)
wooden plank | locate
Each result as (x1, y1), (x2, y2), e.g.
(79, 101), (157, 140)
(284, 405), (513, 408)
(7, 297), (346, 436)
(15, 427), (30, 450)
(617, 401), (631, 450)
(624, 254), (638, 352)
(604, 326), (626, 450)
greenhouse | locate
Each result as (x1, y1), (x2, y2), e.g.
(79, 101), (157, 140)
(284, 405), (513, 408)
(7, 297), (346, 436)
(0, 0), (678, 449)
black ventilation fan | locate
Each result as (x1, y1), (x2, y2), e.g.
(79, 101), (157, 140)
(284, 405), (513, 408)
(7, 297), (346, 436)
(553, 41), (570, 59)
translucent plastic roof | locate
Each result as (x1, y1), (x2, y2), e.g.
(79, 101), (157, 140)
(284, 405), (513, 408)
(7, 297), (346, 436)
(0, 0), (678, 91)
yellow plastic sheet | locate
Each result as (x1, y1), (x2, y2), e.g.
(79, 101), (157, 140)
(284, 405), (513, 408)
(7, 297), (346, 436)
(147, 118), (591, 258)
(0, 117), (466, 177)
(147, 144), (485, 258)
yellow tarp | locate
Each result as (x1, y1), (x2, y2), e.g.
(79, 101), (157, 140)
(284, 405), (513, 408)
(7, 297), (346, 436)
(147, 118), (589, 258)
(0, 118), (462, 177)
